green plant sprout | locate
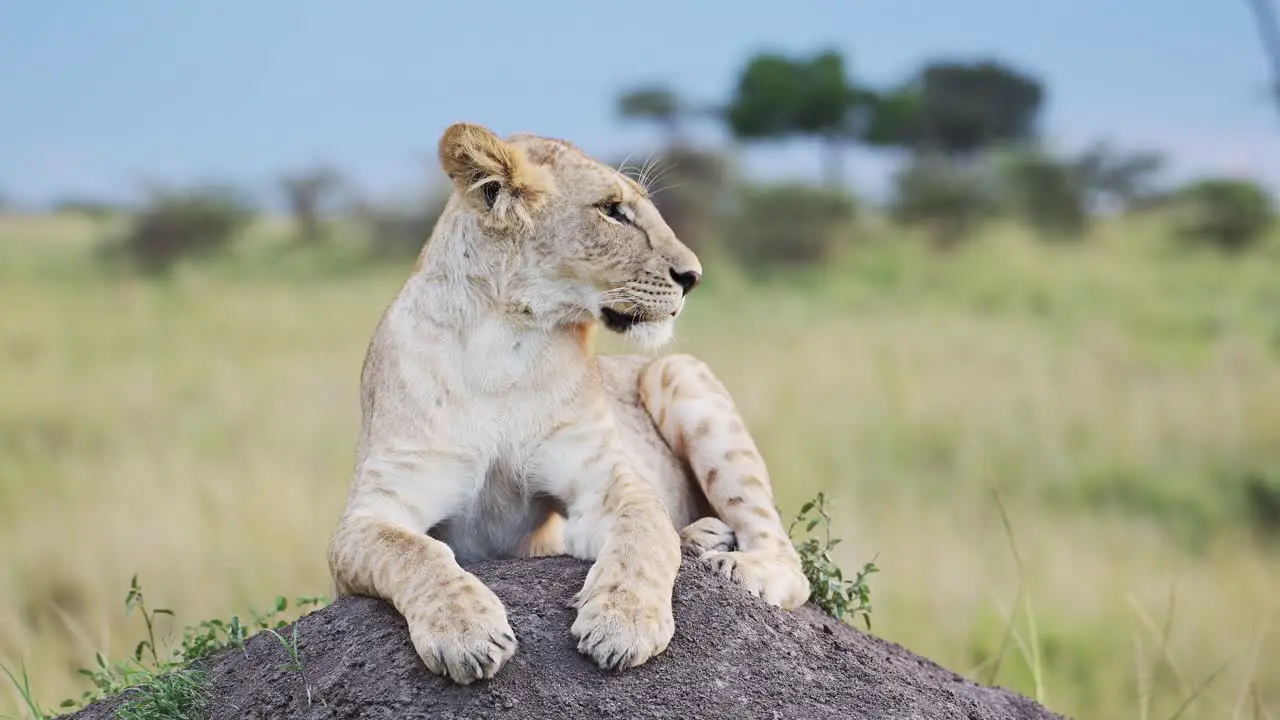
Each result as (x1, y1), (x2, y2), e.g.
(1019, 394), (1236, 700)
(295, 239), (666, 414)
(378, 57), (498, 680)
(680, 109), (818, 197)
(788, 491), (879, 629)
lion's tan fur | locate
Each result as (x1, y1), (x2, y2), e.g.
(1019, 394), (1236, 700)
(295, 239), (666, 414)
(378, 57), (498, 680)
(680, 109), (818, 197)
(327, 122), (808, 684)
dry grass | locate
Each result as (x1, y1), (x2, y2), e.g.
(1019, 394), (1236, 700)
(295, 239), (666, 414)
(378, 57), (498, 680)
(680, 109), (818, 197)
(1, 213), (1277, 719)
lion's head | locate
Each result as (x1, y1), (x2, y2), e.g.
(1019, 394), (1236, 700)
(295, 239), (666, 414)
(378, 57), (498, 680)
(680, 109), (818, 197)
(426, 122), (702, 349)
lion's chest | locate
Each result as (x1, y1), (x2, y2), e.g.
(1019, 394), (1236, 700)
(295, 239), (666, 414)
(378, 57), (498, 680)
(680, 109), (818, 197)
(400, 315), (587, 562)
(419, 380), (578, 565)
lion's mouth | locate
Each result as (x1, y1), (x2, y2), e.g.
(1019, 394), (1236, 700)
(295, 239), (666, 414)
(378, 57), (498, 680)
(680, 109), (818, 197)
(600, 306), (644, 333)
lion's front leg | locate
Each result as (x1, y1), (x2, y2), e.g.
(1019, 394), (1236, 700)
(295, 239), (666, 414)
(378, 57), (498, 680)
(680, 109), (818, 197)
(566, 476), (680, 671)
(328, 452), (516, 684)
(534, 415), (681, 671)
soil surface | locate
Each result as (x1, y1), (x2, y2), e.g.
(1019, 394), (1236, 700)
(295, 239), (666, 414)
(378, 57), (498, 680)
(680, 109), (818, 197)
(66, 554), (1067, 719)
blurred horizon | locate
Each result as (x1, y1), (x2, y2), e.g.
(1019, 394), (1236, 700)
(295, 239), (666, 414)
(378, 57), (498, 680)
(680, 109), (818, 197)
(3, 0), (1279, 208)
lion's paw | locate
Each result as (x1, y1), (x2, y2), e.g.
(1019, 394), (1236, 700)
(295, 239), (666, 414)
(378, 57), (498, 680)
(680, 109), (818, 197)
(700, 549), (811, 610)
(404, 576), (517, 685)
(570, 571), (675, 671)
(679, 516), (737, 554)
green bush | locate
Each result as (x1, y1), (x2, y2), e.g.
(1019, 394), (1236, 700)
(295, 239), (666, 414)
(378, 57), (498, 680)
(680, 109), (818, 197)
(889, 156), (995, 249)
(995, 149), (1089, 240)
(724, 182), (856, 270)
(110, 184), (254, 276)
(51, 197), (122, 221)
(1241, 472), (1280, 541)
(1174, 178), (1274, 252)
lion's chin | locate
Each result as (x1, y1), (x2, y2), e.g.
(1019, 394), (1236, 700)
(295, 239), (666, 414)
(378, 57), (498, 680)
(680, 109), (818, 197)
(622, 318), (676, 349)
(598, 307), (676, 350)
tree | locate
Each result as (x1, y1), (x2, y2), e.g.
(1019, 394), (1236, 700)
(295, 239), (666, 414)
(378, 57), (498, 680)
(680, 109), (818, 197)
(281, 166), (344, 244)
(864, 59), (1045, 249)
(869, 59), (1045, 159)
(1073, 141), (1166, 213)
(725, 49), (871, 186)
(1245, 0), (1280, 120)
(617, 85), (687, 145)
(861, 84), (922, 150)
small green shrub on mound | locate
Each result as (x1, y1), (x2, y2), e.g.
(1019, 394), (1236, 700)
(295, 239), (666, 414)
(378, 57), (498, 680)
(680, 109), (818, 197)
(0, 576), (330, 719)
(788, 492), (879, 628)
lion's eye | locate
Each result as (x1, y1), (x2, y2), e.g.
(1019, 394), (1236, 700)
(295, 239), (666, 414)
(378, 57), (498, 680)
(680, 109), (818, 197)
(599, 201), (632, 225)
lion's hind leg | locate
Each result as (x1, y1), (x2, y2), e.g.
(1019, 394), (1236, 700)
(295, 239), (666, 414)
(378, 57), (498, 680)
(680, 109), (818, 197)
(679, 516), (737, 554)
(638, 353), (810, 609)
(520, 511), (567, 558)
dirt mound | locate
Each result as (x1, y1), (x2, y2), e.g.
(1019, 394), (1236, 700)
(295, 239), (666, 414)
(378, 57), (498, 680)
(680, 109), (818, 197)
(66, 554), (1065, 719)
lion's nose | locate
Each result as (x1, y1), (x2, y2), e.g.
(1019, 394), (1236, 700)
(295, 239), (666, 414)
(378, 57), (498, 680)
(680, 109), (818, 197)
(670, 268), (702, 296)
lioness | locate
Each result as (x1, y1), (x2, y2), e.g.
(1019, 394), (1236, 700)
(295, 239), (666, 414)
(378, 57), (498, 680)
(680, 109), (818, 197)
(327, 122), (809, 684)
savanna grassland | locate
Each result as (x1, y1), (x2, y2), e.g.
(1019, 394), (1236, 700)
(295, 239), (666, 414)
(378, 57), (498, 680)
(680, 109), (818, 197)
(1, 212), (1278, 720)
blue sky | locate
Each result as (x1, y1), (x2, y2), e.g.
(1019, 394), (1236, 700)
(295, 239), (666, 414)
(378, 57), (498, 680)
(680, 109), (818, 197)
(2, 0), (1278, 207)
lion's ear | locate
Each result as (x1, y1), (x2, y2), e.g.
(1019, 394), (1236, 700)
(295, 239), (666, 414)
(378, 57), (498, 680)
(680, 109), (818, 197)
(437, 122), (553, 229)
